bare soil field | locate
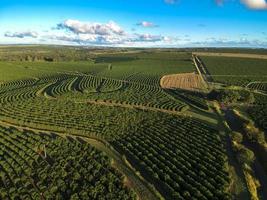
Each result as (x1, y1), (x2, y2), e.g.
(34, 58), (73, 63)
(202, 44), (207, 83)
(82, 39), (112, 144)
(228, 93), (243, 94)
(160, 72), (204, 91)
(193, 52), (267, 60)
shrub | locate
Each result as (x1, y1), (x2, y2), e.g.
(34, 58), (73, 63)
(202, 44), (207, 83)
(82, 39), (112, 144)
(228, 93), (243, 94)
(237, 147), (255, 165)
(231, 131), (243, 143)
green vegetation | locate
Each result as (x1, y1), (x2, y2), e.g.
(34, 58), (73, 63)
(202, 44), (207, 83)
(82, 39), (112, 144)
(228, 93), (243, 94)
(0, 126), (135, 200)
(7, 46), (267, 199)
(201, 56), (267, 86)
(247, 93), (267, 134)
(113, 115), (230, 200)
(247, 82), (267, 92)
(208, 89), (255, 104)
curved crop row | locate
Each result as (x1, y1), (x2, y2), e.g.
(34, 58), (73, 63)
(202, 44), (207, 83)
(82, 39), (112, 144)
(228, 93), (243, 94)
(0, 83), (47, 104)
(79, 81), (187, 112)
(247, 82), (267, 92)
(0, 79), (37, 94)
(125, 73), (160, 86)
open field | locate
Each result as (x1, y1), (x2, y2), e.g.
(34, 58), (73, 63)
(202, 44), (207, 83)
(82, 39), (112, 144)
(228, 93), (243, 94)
(1, 46), (267, 200)
(160, 73), (204, 91)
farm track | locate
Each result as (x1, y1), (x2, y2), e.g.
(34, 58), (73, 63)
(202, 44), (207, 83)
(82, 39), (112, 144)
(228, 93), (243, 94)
(192, 55), (209, 89)
(0, 119), (161, 200)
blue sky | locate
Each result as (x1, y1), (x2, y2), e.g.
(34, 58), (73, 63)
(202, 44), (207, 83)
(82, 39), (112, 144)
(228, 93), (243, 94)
(1, 0), (267, 47)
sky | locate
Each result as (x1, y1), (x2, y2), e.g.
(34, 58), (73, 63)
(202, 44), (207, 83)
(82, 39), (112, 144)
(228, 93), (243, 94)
(0, 0), (267, 47)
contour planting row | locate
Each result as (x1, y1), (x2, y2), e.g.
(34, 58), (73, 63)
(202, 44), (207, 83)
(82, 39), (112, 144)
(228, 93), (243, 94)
(112, 115), (229, 200)
(0, 83), (48, 104)
(125, 73), (160, 86)
(0, 78), (37, 94)
(247, 82), (267, 92)
(168, 90), (209, 110)
(0, 74), (129, 100)
(40, 74), (127, 96)
(42, 77), (78, 98)
(0, 126), (135, 199)
(0, 98), (152, 139)
(77, 81), (188, 112)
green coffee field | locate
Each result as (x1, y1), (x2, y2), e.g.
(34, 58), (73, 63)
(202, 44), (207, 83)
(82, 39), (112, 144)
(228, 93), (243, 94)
(0, 46), (267, 200)
(200, 56), (267, 87)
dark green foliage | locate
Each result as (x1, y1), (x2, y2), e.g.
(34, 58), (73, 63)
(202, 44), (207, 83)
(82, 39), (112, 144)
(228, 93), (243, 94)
(231, 131), (243, 143)
(0, 126), (136, 200)
(112, 115), (230, 200)
(208, 89), (255, 104)
(201, 56), (267, 86)
(95, 56), (138, 63)
(169, 89), (209, 110)
(236, 147), (255, 165)
(247, 93), (267, 133)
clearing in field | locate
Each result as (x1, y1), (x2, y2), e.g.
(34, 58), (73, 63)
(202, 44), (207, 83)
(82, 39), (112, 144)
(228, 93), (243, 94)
(160, 72), (204, 91)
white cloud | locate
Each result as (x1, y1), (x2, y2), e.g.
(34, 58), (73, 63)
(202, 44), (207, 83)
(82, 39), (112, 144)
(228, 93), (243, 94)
(44, 31), (169, 46)
(4, 31), (38, 38)
(136, 21), (158, 28)
(241, 0), (267, 9)
(216, 0), (267, 9)
(132, 34), (165, 42)
(57, 19), (125, 35)
(190, 37), (267, 48)
(52, 19), (168, 46)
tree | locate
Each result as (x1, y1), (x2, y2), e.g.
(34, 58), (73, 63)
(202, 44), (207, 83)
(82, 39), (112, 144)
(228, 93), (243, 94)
(237, 147), (255, 165)
(231, 131), (243, 143)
